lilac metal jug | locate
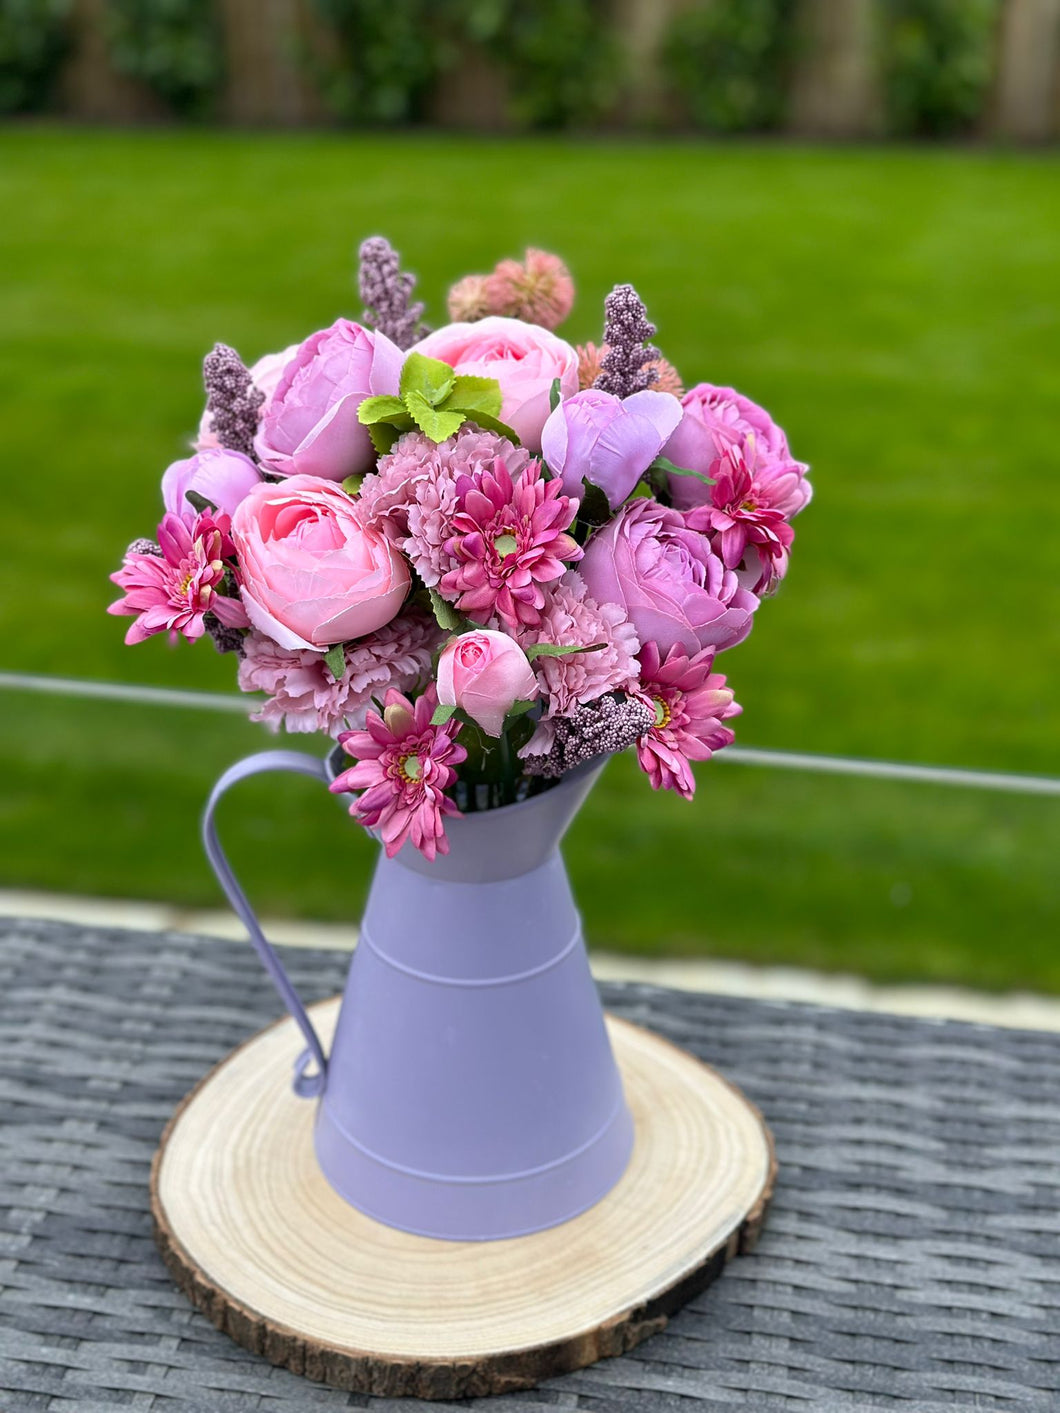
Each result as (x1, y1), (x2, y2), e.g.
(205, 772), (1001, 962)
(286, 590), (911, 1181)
(202, 750), (634, 1241)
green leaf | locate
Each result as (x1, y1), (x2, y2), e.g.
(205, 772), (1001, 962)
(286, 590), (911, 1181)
(548, 377), (562, 413)
(649, 455), (715, 487)
(506, 698), (538, 717)
(357, 394), (407, 425)
(405, 390), (466, 443)
(526, 642), (605, 660)
(427, 586), (466, 632)
(400, 352), (454, 407)
(578, 479), (612, 525)
(324, 643), (346, 682)
(447, 375), (502, 419)
(341, 474), (364, 497)
(431, 701), (458, 726)
(367, 422), (401, 457)
(453, 409), (521, 443)
(185, 489), (218, 515)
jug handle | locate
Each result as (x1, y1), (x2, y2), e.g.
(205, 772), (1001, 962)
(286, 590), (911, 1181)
(202, 750), (332, 1099)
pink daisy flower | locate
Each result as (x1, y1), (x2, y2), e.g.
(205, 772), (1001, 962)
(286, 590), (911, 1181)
(440, 458), (581, 630)
(238, 608), (440, 737)
(330, 687), (467, 861)
(634, 642), (741, 800)
(108, 511), (246, 646)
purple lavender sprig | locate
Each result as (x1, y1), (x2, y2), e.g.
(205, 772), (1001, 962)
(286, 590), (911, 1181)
(524, 693), (655, 779)
(592, 284), (659, 398)
(203, 612), (246, 657)
(358, 236), (429, 350)
(126, 537), (162, 559)
(203, 344), (264, 457)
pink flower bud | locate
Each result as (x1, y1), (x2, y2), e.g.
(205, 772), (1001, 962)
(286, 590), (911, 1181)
(436, 630), (538, 738)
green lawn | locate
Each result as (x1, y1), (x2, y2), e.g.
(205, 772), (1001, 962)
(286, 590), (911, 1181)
(1, 129), (1058, 989)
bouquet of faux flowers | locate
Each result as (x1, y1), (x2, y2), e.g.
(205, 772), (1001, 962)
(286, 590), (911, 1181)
(109, 239), (811, 861)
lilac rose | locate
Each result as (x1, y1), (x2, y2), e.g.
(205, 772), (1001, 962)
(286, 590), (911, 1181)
(664, 382), (801, 512)
(541, 388), (682, 510)
(161, 448), (261, 528)
(580, 498), (758, 657)
(254, 319), (403, 481)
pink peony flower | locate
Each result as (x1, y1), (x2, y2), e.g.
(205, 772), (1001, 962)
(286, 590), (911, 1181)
(663, 382), (808, 513)
(238, 608), (439, 737)
(254, 319), (403, 481)
(635, 642), (741, 799)
(162, 448), (261, 527)
(357, 426), (530, 587)
(232, 476), (410, 651)
(108, 511), (247, 646)
(410, 317), (579, 452)
(577, 341), (684, 397)
(683, 440), (799, 593)
(483, 249), (575, 330)
(330, 686), (467, 861)
(517, 571), (640, 722)
(437, 630), (538, 738)
(541, 386), (682, 510)
(580, 497), (758, 658)
(195, 344), (299, 451)
(440, 458), (581, 630)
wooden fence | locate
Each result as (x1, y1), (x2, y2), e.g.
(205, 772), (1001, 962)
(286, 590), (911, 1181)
(51, 0), (1060, 138)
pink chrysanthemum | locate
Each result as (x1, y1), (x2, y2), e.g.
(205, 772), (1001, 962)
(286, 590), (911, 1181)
(238, 608), (440, 737)
(358, 427), (530, 587)
(576, 341), (684, 397)
(330, 687), (467, 861)
(447, 273), (492, 323)
(634, 642), (741, 800)
(440, 458), (582, 629)
(108, 511), (246, 646)
(518, 571), (640, 723)
(684, 439), (805, 593)
(483, 249), (574, 330)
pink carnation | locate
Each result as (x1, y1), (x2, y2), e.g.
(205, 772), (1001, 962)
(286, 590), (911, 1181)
(517, 571), (640, 721)
(238, 609), (440, 737)
(358, 426), (530, 587)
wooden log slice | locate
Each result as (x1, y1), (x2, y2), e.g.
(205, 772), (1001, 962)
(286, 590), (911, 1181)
(151, 1000), (776, 1400)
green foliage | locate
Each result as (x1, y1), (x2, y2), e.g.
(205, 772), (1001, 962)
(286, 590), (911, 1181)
(0, 0), (70, 115)
(882, 0), (1000, 137)
(663, 0), (799, 133)
(106, 0), (223, 118)
(310, 0), (618, 129)
(359, 353), (516, 446)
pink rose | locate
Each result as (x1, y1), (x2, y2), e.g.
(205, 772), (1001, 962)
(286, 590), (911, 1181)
(541, 387), (682, 509)
(437, 630), (538, 738)
(254, 320), (403, 481)
(231, 475), (410, 650)
(162, 448), (261, 527)
(580, 498), (758, 657)
(410, 316), (578, 453)
(664, 383), (800, 511)
(194, 344), (299, 451)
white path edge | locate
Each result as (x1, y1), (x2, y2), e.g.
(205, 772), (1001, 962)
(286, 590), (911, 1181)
(4, 887), (1059, 1035)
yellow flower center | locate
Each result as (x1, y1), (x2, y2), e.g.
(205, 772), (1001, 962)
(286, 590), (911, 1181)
(653, 696), (671, 729)
(398, 752), (423, 783)
(493, 531), (518, 559)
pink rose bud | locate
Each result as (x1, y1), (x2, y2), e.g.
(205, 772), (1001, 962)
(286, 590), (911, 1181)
(436, 630), (538, 738)
(541, 387), (682, 510)
(254, 319), (404, 481)
(410, 316), (579, 453)
(162, 448), (261, 527)
(231, 475), (410, 650)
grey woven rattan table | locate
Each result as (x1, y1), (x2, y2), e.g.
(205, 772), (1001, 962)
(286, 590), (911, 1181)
(2, 917), (1058, 1411)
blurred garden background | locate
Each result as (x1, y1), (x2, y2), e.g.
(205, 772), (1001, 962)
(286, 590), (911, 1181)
(1, 0), (1058, 993)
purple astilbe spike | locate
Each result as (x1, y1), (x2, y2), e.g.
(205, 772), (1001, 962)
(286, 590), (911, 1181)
(203, 344), (264, 457)
(592, 284), (659, 398)
(524, 693), (655, 779)
(203, 611), (246, 657)
(127, 537), (163, 559)
(358, 236), (429, 350)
